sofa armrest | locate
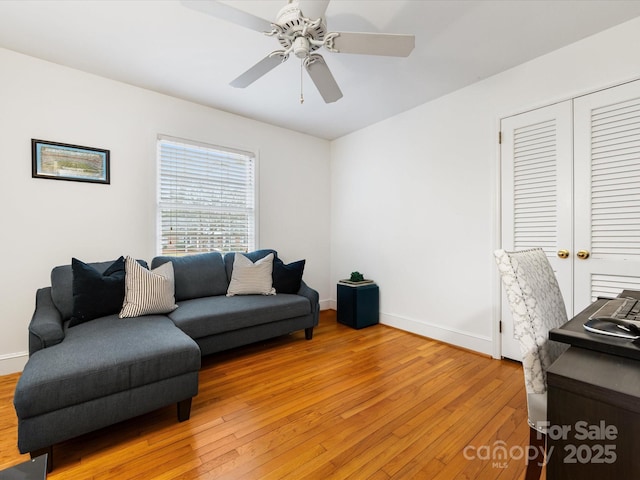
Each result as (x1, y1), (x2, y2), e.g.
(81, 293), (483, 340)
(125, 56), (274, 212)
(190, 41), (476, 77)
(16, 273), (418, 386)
(298, 280), (320, 324)
(29, 287), (65, 355)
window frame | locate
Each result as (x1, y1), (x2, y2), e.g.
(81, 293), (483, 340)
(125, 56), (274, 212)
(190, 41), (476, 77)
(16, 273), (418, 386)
(156, 135), (259, 256)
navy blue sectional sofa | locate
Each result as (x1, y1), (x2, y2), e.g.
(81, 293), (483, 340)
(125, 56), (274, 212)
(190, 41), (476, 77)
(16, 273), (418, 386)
(13, 249), (319, 471)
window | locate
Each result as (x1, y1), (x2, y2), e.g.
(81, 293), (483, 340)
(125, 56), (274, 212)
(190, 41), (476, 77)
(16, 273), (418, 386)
(158, 136), (256, 256)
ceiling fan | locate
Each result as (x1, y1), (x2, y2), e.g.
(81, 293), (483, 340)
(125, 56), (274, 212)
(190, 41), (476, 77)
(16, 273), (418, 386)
(181, 0), (415, 103)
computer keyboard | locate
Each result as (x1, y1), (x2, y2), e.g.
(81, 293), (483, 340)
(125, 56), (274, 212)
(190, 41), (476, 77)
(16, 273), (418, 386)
(618, 299), (640, 320)
(590, 297), (640, 322)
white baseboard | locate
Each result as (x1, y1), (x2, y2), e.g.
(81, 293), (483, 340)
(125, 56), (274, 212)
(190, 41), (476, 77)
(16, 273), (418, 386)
(380, 312), (493, 356)
(319, 299), (333, 310)
(0, 352), (28, 375)
(323, 302), (493, 356)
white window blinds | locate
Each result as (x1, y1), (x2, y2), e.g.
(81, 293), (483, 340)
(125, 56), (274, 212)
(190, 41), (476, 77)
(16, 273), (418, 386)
(158, 136), (256, 255)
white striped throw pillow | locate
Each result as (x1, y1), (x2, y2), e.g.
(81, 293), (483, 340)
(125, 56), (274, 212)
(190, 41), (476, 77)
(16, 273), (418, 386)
(119, 256), (178, 318)
(226, 253), (276, 296)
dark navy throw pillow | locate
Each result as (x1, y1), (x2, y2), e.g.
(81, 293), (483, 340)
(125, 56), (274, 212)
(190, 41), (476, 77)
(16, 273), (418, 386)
(272, 258), (305, 294)
(69, 256), (126, 327)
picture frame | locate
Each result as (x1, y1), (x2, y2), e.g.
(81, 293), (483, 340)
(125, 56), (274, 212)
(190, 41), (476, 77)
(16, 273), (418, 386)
(32, 139), (110, 184)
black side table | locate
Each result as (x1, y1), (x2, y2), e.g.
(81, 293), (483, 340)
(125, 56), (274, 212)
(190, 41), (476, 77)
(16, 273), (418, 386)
(337, 282), (379, 329)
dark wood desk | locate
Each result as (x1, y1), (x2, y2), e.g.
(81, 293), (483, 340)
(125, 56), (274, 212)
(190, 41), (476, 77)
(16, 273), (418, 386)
(547, 298), (640, 478)
(549, 294), (640, 361)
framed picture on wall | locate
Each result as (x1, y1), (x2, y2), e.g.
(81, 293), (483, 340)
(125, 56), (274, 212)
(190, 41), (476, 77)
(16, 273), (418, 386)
(31, 139), (110, 184)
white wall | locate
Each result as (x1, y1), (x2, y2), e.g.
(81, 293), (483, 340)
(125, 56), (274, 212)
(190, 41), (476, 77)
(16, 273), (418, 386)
(330, 17), (640, 356)
(0, 48), (331, 374)
(4, 16), (640, 375)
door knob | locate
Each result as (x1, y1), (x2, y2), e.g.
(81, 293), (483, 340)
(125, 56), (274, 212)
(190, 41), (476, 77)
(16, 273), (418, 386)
(577, 250), (590, 259)
(557, 249), (570, 259)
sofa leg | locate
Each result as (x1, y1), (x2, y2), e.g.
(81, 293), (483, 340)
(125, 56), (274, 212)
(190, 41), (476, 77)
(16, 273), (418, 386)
(31, 446), (53, 473)
(177, 398), (192, 422)
(305, 327), (313, 340)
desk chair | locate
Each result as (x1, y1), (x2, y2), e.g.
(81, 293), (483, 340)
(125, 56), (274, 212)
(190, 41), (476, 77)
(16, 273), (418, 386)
(494, 248), (569, 480)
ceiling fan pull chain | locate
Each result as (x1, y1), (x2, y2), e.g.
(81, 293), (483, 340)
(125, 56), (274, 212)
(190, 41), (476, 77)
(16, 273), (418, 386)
(300, 58), (304, 104)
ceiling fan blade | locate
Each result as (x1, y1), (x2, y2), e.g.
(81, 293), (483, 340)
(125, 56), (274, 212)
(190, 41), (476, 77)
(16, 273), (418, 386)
(181, 0), (273, 33)
(230, 52), (286, 88)
(305, 55), (343, 104)
(298, 0), (330, 19)
(329, 32), (415, 57)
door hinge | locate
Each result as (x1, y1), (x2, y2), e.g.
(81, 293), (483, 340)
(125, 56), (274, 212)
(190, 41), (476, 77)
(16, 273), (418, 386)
(498, 131), (502, 144)
(499, 320), (502, 333)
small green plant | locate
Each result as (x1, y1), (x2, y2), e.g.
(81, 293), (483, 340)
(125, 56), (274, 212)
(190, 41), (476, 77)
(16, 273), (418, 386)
(350, 271), (364, 282)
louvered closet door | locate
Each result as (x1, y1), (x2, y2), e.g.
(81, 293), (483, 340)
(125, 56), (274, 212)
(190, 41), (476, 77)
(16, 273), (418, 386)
(500, 102), (573, 360)
(573, 80), (640, 310)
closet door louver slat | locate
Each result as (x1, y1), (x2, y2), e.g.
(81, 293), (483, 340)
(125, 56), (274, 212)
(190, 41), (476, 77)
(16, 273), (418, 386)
(513, 119), (558, 255)
(590, 97), (640, 257)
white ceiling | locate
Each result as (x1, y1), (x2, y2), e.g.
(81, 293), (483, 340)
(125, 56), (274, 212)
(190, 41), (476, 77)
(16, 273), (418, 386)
(1, 0), (640, 140)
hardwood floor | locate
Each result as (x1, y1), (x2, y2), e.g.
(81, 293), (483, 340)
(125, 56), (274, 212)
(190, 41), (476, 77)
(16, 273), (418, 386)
(0, 311), (546, 479)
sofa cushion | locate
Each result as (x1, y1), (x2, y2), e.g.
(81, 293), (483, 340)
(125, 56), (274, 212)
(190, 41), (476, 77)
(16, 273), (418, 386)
(51, 258), (148, 321)
(224, 249), (277, 283)
(168, 294), (311, 339)
(69, 256), (126, 327)
(120, 257), (178, 318)
(227, 253), (276, 296)
(273, 258), (305, 294)
(151, 252), (228, 301)
(14, 315), (200, 419)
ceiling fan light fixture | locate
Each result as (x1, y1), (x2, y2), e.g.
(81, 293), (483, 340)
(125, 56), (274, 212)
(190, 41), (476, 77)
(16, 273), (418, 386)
(293, 37), (310, 59)
(272, 2), (326, 55)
